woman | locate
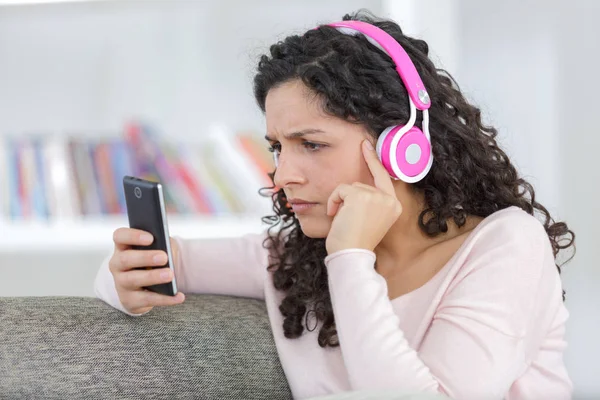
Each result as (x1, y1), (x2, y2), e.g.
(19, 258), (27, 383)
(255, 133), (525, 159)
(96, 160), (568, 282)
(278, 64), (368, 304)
(95, 10), (575, 400)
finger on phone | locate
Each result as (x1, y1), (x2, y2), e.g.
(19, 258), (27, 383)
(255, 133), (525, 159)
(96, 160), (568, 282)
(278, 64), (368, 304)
(116, 249), (167, 272)
(134, 290), (185, 309)
(117, 266), (173, 290)
(113, 227), (154, 249)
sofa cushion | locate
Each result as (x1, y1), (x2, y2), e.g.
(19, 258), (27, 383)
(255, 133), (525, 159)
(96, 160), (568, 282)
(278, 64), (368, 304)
(0, 294), (292, 399)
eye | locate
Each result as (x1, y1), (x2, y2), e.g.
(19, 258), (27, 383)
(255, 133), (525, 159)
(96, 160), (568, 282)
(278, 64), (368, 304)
(302, 141), (323, 151)
(267, 140), (325, 154)
(267, 142), (281, 153)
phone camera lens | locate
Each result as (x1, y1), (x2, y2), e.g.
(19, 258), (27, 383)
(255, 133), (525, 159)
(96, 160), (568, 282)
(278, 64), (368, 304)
(134, 187), (142, 199)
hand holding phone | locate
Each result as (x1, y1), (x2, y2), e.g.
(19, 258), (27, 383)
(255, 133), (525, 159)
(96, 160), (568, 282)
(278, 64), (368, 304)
(108, 176), (184, 315)
(108, 228), (185, 315)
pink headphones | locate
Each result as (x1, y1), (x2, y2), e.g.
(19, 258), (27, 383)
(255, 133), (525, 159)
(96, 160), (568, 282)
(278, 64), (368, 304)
(327, 20), (433, 183)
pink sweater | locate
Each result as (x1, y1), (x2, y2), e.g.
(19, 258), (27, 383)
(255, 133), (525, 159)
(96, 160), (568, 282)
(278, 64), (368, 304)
(94, 206), (572, 399)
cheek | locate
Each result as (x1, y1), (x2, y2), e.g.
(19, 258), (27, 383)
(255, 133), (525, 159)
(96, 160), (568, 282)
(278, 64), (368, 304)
(306, 145), (375, 196)
(326, 149), (373, 186)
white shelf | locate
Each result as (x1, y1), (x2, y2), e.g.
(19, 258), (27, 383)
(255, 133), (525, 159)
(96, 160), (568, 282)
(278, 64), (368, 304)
(0, 214), (270, 253)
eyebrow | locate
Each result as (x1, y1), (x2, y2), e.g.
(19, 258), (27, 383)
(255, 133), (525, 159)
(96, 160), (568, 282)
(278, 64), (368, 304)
(264, 128), (325, 142)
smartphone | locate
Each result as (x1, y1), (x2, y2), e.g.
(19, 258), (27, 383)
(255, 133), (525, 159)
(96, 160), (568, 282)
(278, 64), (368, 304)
(123, 175), (178, 296)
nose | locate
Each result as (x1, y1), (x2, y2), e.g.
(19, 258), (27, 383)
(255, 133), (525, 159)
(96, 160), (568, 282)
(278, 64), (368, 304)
(273, 150), (306, 188)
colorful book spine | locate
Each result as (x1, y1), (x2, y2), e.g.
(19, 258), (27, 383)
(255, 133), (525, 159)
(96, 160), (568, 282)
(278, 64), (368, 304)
(0, 124), (278, 221)
(8, 138), (22, 219)
(0, 137), (8, 222)
(32, 139), (49, 219)
(236, 134), (274, 186)
(124, 122), (179, 214)
(176, 142), (229, 214)
(93, 141), (121, 215)
(205, 125), (272, 215)
(70, 139), (102, 216)
(42, 135), (80, 220)
(161, 141), (213, 214)
(109, 139), (135, 214)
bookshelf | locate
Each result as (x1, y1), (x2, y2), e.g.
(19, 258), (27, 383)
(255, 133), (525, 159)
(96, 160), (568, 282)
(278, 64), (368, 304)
(0, 122), (278, 254)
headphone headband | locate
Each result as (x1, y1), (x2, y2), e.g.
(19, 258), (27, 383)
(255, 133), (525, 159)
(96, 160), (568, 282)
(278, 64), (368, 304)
(326, 21), (430, 110)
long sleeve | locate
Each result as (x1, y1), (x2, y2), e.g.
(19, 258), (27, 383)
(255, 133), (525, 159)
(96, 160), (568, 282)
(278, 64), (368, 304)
(93, 230), (272, 316)
(173, 230), (270, 299)
(323, 212), (570, 400)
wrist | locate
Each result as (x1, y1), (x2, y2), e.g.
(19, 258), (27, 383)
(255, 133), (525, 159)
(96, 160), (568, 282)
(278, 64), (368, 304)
(324, 247), (377, 266)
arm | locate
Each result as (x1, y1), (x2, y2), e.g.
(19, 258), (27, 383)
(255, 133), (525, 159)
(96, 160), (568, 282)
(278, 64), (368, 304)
(93, 230), (272, 316)
(323, 215), (569, 399)
(172, 230), (270, 299)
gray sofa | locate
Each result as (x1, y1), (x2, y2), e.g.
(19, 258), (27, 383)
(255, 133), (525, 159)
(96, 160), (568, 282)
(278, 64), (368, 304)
(0, 294), (449, 400)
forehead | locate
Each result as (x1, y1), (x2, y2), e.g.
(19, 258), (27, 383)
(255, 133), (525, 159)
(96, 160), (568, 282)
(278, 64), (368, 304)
(265, 81), (326, 130)
(264, 80), (373, 142)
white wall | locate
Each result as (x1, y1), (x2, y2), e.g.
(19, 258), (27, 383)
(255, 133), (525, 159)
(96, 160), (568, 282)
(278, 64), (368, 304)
(384, 0), (599, 396)
(0, 0), (381, 139)
(555, 1), (600, 396)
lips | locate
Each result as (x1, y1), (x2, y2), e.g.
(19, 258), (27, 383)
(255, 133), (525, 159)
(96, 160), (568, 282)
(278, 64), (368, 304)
(286, 198), (318, 214)
(290, 203), (317, 214)
(288, 200), (315, 205)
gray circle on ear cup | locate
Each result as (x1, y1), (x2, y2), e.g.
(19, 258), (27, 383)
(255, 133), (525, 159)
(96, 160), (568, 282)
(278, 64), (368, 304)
(418, 89), (430, 105)
(405, 143), (422, 164)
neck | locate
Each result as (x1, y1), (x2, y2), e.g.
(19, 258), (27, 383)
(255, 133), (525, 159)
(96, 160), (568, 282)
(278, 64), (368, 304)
(373, 183), (443, 277)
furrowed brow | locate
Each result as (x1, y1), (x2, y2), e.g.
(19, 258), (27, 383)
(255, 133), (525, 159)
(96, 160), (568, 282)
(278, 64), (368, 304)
(265, 128), (325, 142)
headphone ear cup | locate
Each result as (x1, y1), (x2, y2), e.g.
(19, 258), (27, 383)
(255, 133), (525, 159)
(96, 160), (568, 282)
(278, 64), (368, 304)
(376, 125), (433, 183)
(376, 125), (401, 179)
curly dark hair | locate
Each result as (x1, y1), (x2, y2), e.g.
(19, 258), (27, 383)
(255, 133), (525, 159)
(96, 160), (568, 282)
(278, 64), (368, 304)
(252, 9), (576, 348)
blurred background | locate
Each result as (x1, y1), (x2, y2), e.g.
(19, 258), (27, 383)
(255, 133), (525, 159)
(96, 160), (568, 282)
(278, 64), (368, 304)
(0, 0), (597, 397)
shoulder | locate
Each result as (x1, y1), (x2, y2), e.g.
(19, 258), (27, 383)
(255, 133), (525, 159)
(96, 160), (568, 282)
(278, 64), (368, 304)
(468, 206), (550, 255)
(450, 206), (555, 291)
(441, 206), (564, 339)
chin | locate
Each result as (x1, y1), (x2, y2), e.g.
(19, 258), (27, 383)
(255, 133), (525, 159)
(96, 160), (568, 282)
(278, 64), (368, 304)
(297, 216), (330, 239)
